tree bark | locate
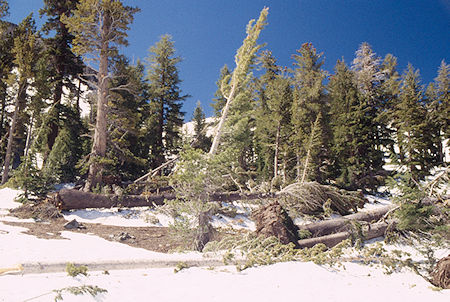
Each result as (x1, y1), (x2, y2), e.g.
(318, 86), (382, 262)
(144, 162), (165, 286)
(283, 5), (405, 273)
(274, 120), (280, 178)
(53, 188), (277, 210)
(1, 81), (27, 185)
(209, 80), (237, 155)
(298, 221), (389, 248)
(84, 12), (110, 192)
(297, 204), (395, 237)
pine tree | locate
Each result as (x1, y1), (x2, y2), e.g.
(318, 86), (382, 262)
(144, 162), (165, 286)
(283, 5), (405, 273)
(38, 0), (83, 165)
(144, 34), (188, 170)
(209, 7), (268, 155)
(254, 55), (292, 181)
(106, 56), (147, 180)
(62, 0), (139, 191)
(254, 51), (279, 179)
(328, 59), (365, 188)
(378, 54), (400, 153)
(349, 42), (385, 189)
(191, 101), (211, 152)
(211, 65), (231, 117)
(0, 7), (15, 165)
(392, 64), (439, 182)
(1, 14), (40, 184)
(291, 42), (328, 182)
(427, 60), (449, 164)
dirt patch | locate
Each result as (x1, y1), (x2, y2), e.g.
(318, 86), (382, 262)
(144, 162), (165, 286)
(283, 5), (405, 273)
(10, 202), (62, 221)
(2, 219), (185, 253)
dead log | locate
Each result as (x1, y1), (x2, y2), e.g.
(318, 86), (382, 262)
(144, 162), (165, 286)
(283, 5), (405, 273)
(53, 189), (168, 210)
(53, 189), (277, 210)
(297, 204), (396, 237)
(298, 221), (389, 248)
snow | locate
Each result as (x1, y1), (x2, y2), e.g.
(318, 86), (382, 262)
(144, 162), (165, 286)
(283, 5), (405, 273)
(0, 188), (23, 210)
(1, 261), (448, 302)
(63, 207), (172, 227)
(0, 187), (448, 301)
(182, 116), (217, 138)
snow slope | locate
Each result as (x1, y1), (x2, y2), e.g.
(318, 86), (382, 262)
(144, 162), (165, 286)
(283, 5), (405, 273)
(0, 188), (448, 302)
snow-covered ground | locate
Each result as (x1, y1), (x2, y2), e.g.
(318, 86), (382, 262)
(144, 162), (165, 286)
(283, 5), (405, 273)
(0, 188), (448, 301)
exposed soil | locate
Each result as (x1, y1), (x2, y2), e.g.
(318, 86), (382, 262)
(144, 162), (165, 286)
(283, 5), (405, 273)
(4, 202), (230, 253)
(2, 218), (186, 253)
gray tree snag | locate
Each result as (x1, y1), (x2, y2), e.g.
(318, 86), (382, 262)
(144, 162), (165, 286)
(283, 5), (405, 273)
(62, 0), (139, 191)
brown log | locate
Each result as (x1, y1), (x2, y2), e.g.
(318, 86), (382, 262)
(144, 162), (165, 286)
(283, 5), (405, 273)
(297, 205), (396, 237)
(53, 189), (277, 210)
(54, 189), (168, 210)
(298, 221), (389, 248)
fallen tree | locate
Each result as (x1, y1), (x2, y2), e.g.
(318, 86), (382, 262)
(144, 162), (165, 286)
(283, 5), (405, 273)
(52, 189), (168, 210)
(298, 221), (389, 248)
(297, 204), (397, 237)
(51, 189), (277, 210)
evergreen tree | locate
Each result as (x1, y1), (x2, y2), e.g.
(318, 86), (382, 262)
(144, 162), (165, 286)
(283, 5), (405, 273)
(211, 64), (231, 117)
(209, 7), (268, 155)
(328, 59), (366, 188)
(254, 50), (282, 180)
(427, 60), (449, 164)
(38, 0), (83, 165)
(392, 64), (439, 182)
(191, 101), (211, 152)
(0, 7), (15, 165)
(144, 34), (188, 170)
(254, 51), (293, 182)
(62, 0), (139, 191)
(1, 14), (40, 184)
(349, 42), (385, 189)
(291, 42), (328, 182)
(378, 54), (400, 153)
(43, 105), (86, 183)
(106, 56), (147, 180)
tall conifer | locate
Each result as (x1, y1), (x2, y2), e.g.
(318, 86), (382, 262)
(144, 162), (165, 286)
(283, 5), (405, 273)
(392, 64), (439, 182)
(144, 35), (187, 170)
(291, 42), (328, 182)
(62, 0), (139, 191)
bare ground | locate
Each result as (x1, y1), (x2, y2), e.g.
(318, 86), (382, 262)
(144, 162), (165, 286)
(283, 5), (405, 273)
(3, 203), (231, 253)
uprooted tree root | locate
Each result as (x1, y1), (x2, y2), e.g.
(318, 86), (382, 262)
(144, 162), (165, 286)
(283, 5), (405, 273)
(279, 181), (367, 216)
(430, 255), (450, 289)
(9, 201), (62, 221)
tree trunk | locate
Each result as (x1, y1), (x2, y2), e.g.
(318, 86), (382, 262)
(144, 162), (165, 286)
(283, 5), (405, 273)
(298, 221), (389, 248)
(1, 81), (27, 185)
(53, 188), (277, 210)
(296, 152), (301, 181)
(297, 204), (396, 237)
(274, 120), (280, 178)
(84, 13), (110, 192)
(209, 81), (237, 155)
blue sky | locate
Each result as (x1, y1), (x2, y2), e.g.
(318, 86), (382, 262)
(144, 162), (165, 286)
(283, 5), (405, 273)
(6, 0), (450, 120)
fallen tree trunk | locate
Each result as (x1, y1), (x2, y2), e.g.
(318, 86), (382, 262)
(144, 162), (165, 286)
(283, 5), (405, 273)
(297, 205), (396, 237)
(52, 189), (168, 210)
(298, 221), (389, 248)
(52, 189), (277, 210)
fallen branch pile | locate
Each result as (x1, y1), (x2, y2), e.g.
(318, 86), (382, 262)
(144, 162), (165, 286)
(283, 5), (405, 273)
(280, 182), (366, 215)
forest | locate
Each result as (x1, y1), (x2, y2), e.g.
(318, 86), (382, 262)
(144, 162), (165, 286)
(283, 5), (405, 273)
(0, 0), (449, 291)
